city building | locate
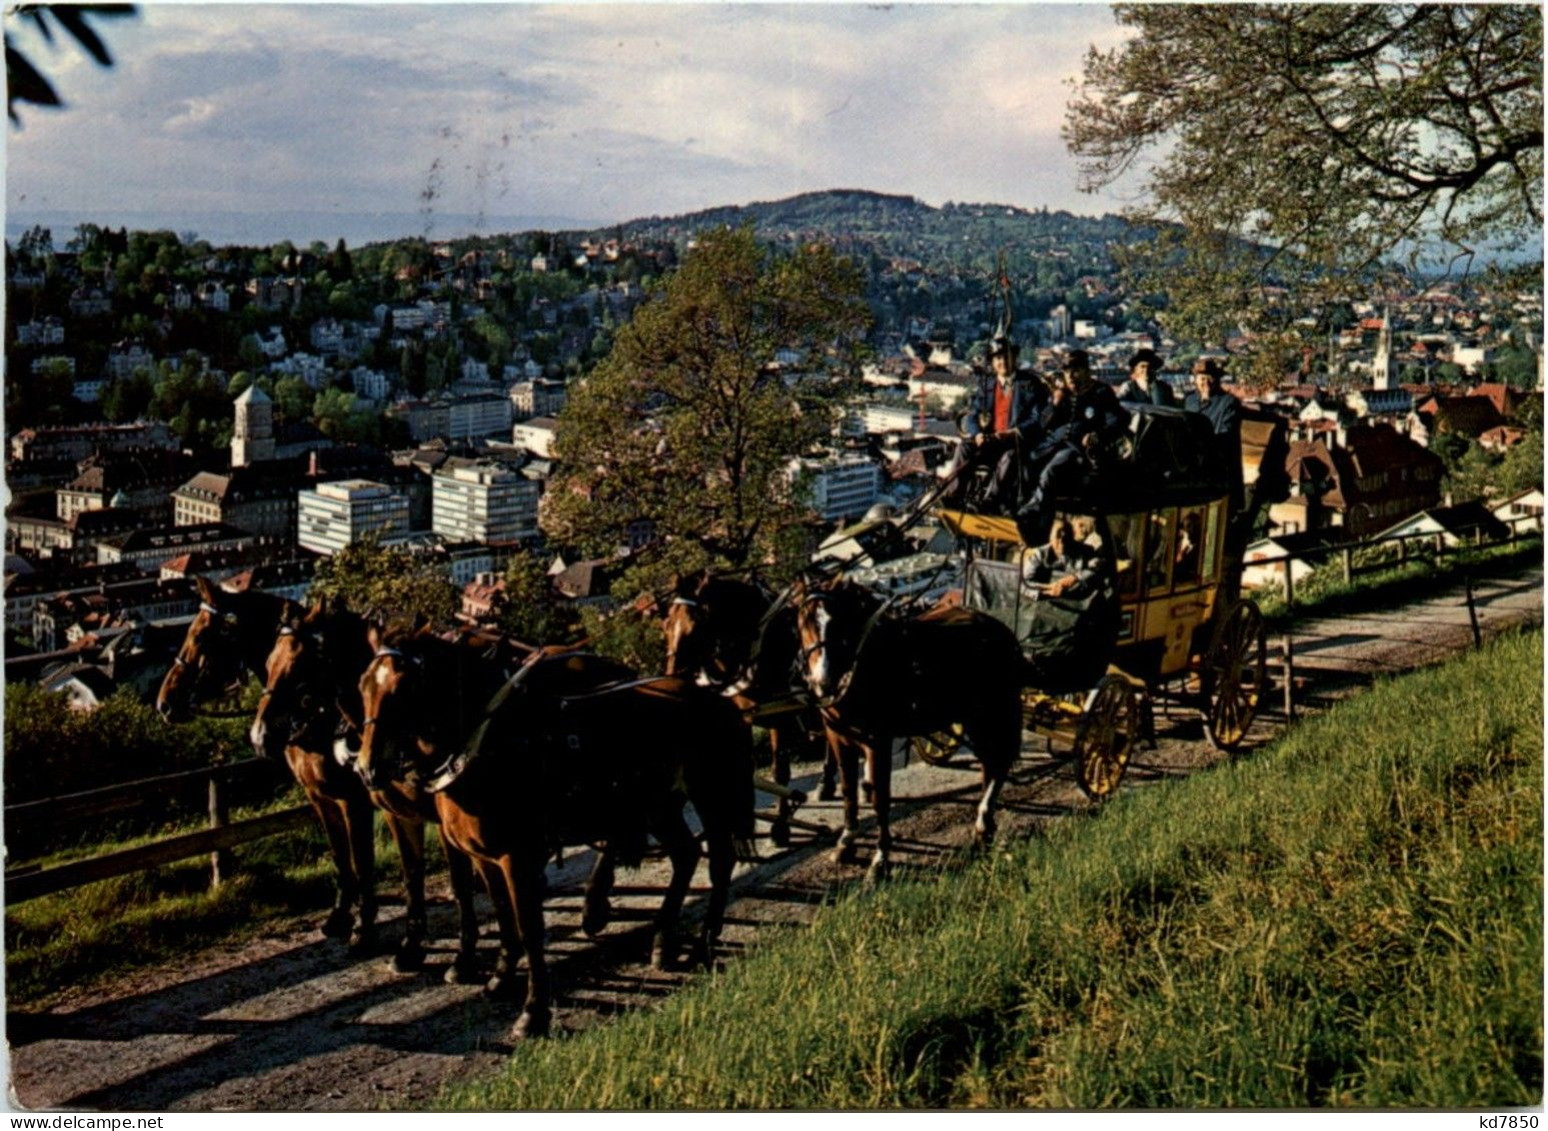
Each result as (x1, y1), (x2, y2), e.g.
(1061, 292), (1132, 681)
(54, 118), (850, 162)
(789, 453), (885, 523)
(430, 458), (540, 544)
(296, 479), (411, 555)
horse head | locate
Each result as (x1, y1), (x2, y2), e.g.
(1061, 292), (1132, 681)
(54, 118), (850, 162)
(252, 600), (360, 762)
(156, 576), (248, 722)
(793, 577), (874, 702)
(662, 571), (714, 679)
(344, 618), (440, 790)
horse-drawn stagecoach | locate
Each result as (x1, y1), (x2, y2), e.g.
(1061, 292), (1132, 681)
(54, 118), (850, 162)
(844, 402), (1273, 802)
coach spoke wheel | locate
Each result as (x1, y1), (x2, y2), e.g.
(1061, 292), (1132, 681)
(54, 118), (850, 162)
(1203, 600), (1267, 752)
(1074, 675), (1137, 800)
(911, 724), (965, 766)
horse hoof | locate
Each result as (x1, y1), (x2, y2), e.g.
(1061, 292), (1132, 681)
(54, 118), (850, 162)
(347, 924), (378, 953)
(445, 955), (482, 986)
(650, 936), (678, 971)
(392, 940), (426, 973)
(866, 859), (890, 885)
(513, 1009), (551, 1040)
(484, 974), (520, 1002)
(817, 781), (838, 802)
(832, 843), (859, 866)
(581, 900), (612, 939)
(861, 782), (876, 804)
(768, 821), (792, 848)
(320, 908), (354, 939)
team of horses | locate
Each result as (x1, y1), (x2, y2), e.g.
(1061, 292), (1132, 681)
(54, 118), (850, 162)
(156, 568), (1024, 1039)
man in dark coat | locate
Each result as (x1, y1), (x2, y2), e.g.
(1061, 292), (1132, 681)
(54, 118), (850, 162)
(1183, 357), (1244, 513)
(1014, 350), (1129, 545)
(943, 334), (1049, 511)
(1115, 347), (1177, 407)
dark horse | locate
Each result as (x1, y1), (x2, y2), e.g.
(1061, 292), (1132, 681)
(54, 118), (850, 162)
(250, 601), (483, 975)
(663, 571), (839, 844)
(156, 576), (285, 723)
(791, 577), (1024, 877)
(349, 623), (756, 1039)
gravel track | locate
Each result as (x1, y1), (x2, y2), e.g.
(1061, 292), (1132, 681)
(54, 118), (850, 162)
(6, 563), (1540, 1112)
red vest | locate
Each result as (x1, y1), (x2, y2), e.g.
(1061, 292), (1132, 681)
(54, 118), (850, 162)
(992, 381), (1013, 434)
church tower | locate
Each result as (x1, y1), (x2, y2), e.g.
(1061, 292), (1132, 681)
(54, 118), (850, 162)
(1372, 308), (1394, 391)
(232, 384), (275, 467)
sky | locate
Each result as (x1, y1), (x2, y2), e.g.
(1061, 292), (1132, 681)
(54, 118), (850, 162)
(2, 3), (1139, 243)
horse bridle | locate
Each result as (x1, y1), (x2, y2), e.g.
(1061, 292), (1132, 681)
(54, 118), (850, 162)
(168, 601), (256, 713)
(259, 623), (345, 745)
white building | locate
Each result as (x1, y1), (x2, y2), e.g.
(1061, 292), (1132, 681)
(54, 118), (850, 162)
(16, 318), (64, 346)
(296, 480), (411, 555)
(512, 416), (560, 459)
(852, 402), (919, 436)
(351, 366), (394, 403)
(269, 351), (329, 388)
(509, 378), (568, 418)
(789, 453), (884, 523)
(431, 459), (540, 544)
(447, 393), (514, 441)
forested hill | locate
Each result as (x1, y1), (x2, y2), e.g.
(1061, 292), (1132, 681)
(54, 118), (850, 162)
(610, 189), (1144, 283)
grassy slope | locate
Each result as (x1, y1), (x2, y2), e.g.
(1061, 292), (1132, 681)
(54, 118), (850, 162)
(446, 628), (1543, 1109)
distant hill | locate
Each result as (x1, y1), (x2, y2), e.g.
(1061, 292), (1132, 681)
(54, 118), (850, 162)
(613, 188), (1138, 254)
(596, 189), (1149, 337)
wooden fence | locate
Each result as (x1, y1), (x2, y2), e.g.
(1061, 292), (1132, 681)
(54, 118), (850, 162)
(4, 759), (314, 905)
(1245, 512), (1541, 610)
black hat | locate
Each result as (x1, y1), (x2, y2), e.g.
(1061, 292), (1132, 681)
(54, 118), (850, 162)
(1128, 348), (1163, 372)
(1192, 357), (1225, 380)
(989, 334), (1018, 359)
(1064, 349), (1091, 371)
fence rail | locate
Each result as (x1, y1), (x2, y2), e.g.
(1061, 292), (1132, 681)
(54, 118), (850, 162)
(4, 758), (315, 905)
(1243, 513), (1541, 608)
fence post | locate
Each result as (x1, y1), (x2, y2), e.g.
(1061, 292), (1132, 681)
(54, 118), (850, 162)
(1464, 572), (1483, 650)
(1283, 558), (1295, 610)
(208, 778), (232, 890)
(1398, 535), (1408, 563)
(1341, 545), (1353, 585)
(1281, 633), (1295, 723)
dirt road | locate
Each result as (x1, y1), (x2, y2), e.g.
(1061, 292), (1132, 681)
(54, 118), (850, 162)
(6, 564), (1540, 1112)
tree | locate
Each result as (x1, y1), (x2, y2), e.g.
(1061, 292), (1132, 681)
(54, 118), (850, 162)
(6, 5), (136, 126)
(544, 226), (870, 589)
(308, 537), (459, 628)
(496, 549), (578, 645)
(1067, 6), (1543, 344)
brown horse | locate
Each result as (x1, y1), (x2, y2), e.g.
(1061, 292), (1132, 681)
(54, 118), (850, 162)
(348, 623), (755, 1039)
(663, 571), (839, 844)
(791, 576), (1024, 877)
(251, 602), (483, 975)
(156, 576), (287, 722)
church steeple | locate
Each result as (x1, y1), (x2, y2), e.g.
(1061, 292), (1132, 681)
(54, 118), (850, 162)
(232, 383), (275, 467)
(1373, 307), (1394, 391)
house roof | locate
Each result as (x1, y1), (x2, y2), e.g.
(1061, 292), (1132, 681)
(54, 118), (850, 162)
(1467, 383), (1524, 417)
(1431, 396), (1505, 437)
(552, 559), (615, 599)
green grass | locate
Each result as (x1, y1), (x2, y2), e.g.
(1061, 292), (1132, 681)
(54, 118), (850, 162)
(1255, 536), (1542, 627)
(443, 628), (1543, 1109)
(4, 800), (447, 1009)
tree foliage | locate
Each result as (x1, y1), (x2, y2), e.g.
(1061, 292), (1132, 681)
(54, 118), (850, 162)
(6, 4), (136, 125)
(544, 226), (870, 588)
(308, 537), (459, 628)
(1067, 5), (1543, 354)
(496, 549), (579, 645)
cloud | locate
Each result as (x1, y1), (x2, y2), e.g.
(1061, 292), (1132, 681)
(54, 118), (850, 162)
(6, 3), (1136, 230)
